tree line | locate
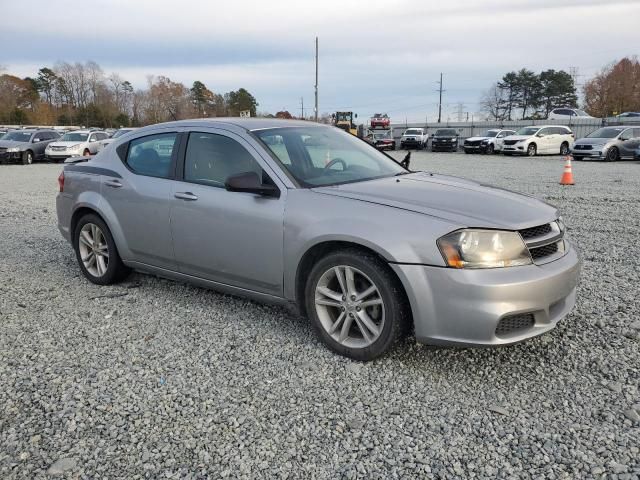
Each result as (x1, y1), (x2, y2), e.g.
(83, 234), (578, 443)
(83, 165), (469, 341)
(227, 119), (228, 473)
(480, 57), (640, 121)
(0, 61), (259, 127)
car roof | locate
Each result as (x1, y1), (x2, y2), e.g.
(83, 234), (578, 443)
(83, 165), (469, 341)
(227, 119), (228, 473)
(132, 118), (327, 133)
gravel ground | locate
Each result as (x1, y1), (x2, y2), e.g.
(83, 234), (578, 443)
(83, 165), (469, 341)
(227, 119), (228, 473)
(1, 152), (639, 479)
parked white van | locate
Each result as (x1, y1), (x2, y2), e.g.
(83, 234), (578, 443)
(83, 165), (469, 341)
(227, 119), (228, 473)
(502, 126), (575, 156)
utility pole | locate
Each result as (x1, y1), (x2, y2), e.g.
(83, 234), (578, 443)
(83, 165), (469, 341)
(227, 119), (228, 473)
(436, 73), (445, 123)
(300, 97), (304, 119)
(314, 37), (319, 122)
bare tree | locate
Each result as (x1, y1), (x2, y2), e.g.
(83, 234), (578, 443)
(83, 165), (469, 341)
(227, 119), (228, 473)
(480, 83), (506, 121)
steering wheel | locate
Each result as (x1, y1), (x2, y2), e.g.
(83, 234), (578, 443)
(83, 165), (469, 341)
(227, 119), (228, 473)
(323, 157), (347, 172)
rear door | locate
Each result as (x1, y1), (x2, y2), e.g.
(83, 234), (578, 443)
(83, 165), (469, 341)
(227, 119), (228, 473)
(169, 128), (286, 296)
(100, 129), (179, 270)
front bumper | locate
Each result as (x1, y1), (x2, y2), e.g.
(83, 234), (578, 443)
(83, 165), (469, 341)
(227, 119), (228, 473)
(391, 243), (581, 346)
(572, 149), (604, 160)
(432, 141), (458, 150)
(46, 153), (74, 161)
(502, 144), (526, 154)
(0, 151), (24, 161)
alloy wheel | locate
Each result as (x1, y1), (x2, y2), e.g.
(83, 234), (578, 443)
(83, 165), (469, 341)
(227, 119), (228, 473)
(527, 144), (536, 156)
(314, 265), (385, 348)
(78, 223), (109, 277)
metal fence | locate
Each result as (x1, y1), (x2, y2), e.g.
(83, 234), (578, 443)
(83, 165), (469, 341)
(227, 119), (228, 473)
(386, 118), (640, 141)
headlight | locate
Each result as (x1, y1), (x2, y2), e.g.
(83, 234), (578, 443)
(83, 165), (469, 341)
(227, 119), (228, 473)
(67, 144), (80, 151)
(516, 140), (526, 144)
(437, 229), (532, 269)
(6, 147), (20, 152)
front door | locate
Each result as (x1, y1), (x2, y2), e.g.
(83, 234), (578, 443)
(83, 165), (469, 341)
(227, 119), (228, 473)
(169, 130), (286, 296)
(619, 128), (640, 158)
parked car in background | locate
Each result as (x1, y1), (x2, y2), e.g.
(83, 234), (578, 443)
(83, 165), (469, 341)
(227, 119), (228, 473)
(56, 118), (580, 361)
(45, 130), (109, 162)
(105, 128), (117, 137)
(502, 126), (574, 156)
(400, 128), (427, 149)
(463, 129), (516, 154)
(98, 128), (138, 152)
(370, 113), (390, 129)
(572, 126), (640, 161)
(0, 129), (61, 164)
(431, 128), (459, 152)
(364, 130), (395, 151)
(616, 112), (640, 121)
(547, 108), (593, 120)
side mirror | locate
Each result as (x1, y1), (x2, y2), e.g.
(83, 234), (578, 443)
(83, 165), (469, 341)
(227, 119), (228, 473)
(225, 171), (280, 198)
(536, 133), (544, 138)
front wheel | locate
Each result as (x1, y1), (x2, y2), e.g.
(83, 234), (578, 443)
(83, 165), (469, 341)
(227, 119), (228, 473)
(305, 249), (409, 361)
(22, 150), (33, 165)
(560, 142), (569, 156)
(606, 147), (619, 162)
(486, 144), (495, 155)
(73, 214), (130, 285)
(527, 143), (537, 156)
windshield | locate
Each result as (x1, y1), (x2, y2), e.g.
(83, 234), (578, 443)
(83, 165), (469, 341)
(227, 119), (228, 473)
(586, 127), (625, 139)
(435, 129), (456, 136)
(483, 130), (499, 137)
(61, 132), (89, 142)
(255, 126), (405, 187)
(1, 131), (33, 142)
(113, 129), (133, 138)
(373, 132), (391, 139)
(404, 129), (422, 135)
(516, 127), (540, 136)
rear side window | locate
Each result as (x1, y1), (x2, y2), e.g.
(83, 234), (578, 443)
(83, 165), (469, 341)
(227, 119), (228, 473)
(183, 132), (263, 187)
(126, 133), (177, 178)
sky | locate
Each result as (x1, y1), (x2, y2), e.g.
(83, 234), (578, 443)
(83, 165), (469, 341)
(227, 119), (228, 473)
(1, 0), (639, 122)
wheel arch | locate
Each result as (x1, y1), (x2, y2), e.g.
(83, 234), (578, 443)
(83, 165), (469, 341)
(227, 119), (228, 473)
(294, 240), (411, 321)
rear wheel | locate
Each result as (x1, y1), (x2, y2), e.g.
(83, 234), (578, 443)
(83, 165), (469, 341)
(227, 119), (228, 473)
(527, 143), (537, 156)
(73, 214), (130, 285)
(21, 150), (33, 165)
(305, 249), (409, 361)
(606, 147), (619, 162)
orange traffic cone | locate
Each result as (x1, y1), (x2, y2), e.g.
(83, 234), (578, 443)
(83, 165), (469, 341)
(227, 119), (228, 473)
(560, 156), (574, 185)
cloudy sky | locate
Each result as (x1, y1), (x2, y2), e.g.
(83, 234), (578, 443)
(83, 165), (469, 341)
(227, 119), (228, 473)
(2, 0), (639, 121)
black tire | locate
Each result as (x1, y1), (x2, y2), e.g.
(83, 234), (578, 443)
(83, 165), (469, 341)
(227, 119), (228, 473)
(22, 150), (34, 165)
(486, 144), (495, 155)
(305, 249), (409, 361)
(527, 143), (537, 157)
(606, 147), (619, 162)
(83, 149), (91, 157)
(560, 142), (569, 156)
(73, 213), (130, 285)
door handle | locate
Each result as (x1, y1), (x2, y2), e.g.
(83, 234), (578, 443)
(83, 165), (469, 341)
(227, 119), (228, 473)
(174, 192), (198, 201)
(104, 179), (122, 188)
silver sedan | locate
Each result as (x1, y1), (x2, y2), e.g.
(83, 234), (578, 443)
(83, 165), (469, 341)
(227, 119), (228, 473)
(56, 119), (581, 360)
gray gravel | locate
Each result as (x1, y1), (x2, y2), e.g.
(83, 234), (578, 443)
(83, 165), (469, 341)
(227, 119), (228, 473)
(1, 152), (639, 479)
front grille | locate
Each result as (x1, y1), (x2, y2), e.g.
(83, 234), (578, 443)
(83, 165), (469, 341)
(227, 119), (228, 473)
(503, 140), (518, 146)
(465, 140), (481, 146)
(495, 314), (535, 337)
(530, 242), (559, 259)
(520, 223), (552, 240)
(51, 146), (66, 151)
(573, 144), (593, 150)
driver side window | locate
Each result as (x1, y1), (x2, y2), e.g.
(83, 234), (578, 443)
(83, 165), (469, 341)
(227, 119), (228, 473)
(184, 132), (263, 187)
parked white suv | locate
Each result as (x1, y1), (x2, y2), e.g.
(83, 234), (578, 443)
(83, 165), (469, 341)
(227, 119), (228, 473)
(400, 128), (428, 149)
(547, 108), (593, 120)
(463, 129), (516, 154)
(502, 126), (575, 156)
(45, 130), (109, 162)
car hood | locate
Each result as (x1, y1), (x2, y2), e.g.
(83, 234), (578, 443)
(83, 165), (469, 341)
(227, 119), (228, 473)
(574, 137), (613, 145)
(312, 172), (557, 230)
(465, 136), (491, 142)
(0, 140), (28, 148)
(47, 141), (86, 147)
(503, 135), (531, 142)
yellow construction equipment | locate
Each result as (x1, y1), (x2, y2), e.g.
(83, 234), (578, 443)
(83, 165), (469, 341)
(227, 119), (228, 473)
(334, 111), (358, 135)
